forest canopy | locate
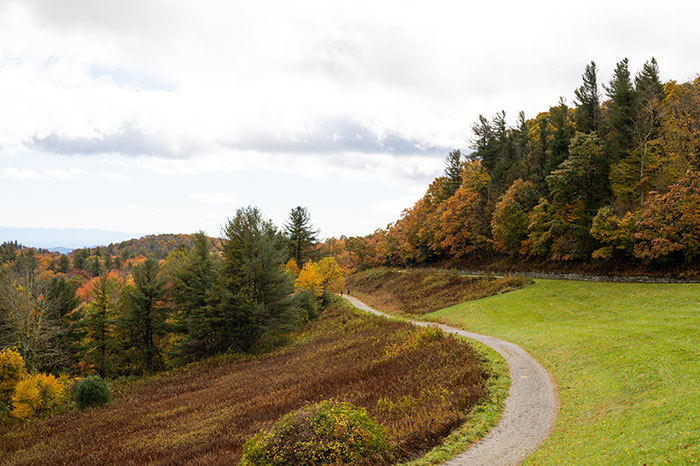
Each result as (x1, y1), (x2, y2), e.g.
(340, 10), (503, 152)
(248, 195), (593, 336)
(326, 58), (700, 271)
(0, 206), (326, 382)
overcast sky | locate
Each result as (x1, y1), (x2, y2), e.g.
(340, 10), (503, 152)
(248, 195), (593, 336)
(1, 0), (699, 240)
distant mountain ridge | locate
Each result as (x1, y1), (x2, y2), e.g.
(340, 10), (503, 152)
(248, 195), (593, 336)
(0, 227), (140, 251)
(48, 246), (74, 254)
(107, 234), (203, 260)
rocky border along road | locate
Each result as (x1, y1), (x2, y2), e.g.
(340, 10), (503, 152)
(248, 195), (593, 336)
(342, 295), (558, 466)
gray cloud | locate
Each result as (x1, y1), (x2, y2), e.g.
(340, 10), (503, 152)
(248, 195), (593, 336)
(230, 117), (451, 156)
(13, 0), (178, 35)
(30, 118), (450, 159)
(28, 117), (451, 162)
(31, 124), (192, 157)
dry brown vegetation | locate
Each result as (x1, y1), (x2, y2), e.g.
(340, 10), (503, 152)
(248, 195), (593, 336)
(0, 300), (489, 465)
(346, 268), (531, 315)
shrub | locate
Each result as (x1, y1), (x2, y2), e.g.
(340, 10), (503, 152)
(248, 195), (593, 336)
(11, 373), (64, 420)
(0, 347), (26, 407)
(383, 326), (444, 359)
(74, 375), (111, 409)
(292, 288), (321, 322)
(240, 400), (392, 465)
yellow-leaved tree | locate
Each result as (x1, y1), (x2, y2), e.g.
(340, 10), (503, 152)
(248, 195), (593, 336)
(295, 257), (345, 297)
(285, 258), (300, 277)
(0, 347), (27, 407)
(316, 257), (345, 293)
(295, 262), (323, 297)
(11, 373), (64, 420)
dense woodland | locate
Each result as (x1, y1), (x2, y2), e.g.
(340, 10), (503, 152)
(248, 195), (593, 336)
(325, 59), (700, 273)
(0, 206), (339, 386)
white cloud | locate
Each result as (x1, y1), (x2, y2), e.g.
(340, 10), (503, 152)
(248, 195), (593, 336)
(1, 168), (43, 180)
(191, 192), (239, 205)
(372, 195), (424, 216)
(96, 171), (128, 181)
(42, 168), (89, 180)
(1, 167), (87, 181)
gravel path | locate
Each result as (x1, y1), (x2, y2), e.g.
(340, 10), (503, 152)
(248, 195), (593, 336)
(342, 295), (558, 466)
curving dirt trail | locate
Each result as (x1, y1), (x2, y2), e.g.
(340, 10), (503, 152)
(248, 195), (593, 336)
(342, 295), (558, 466)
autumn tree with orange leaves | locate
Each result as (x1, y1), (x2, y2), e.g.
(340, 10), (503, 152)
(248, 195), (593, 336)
(491, 179), (538, 255)
(434, 161), (491, 258)
(634, 171), (700, 263)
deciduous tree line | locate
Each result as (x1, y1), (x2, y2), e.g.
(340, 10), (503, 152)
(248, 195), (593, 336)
(329, 59), (700, 269)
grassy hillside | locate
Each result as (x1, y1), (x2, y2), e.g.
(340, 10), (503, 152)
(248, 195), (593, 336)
(0, 300), (507, 465)
(423, 280), (700, 465)
(345, 268), (530, 315)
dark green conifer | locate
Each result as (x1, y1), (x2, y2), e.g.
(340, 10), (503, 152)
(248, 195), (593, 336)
(222, 207), (295, 352)
(284, 206), (319, 266)
(122, 259), (169, 373)
(442, 149), (463, 198)
(574, 61), (602, 133)
(605, 58), (637, 160)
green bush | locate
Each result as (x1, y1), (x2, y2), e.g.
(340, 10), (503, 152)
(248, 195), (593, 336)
(74, 375), (111, 409)
(240, 400), (391, 465)
(292, 288), (321, 322)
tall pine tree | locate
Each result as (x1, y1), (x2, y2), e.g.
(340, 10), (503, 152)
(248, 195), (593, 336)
(168, 232), (223, 359)
(284, 206), (319, 266)
(574, 61), (602, 133)
(83, 275), (118, 376)
(222, 207), (295, 352)
(635, 57), (665, 101)
(605, 58), (637, 161)
(442, 149), (463, 198)
(546, 98), (576, 176)
(122, 259), (168, 373)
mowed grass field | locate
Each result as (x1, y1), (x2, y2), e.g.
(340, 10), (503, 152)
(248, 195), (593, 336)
(0, 300), (505, 465)
(424, 279), (700, 465)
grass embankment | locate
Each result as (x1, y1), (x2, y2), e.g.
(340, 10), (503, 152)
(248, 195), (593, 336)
(358, 274), (700, 464)
(0, 300), (506, 465)
(346, 267), (530, 315)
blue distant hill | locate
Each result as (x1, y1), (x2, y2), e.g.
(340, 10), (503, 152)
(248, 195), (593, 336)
(0, 227), (140, 251)
(47, 246), (75, 254)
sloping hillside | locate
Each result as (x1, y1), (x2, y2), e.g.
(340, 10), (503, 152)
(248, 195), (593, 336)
(346, 268), (530, 314)
(1, 300), (499, 465)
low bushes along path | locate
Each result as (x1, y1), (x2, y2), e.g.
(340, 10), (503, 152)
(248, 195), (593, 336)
(342, 295), (558, 466)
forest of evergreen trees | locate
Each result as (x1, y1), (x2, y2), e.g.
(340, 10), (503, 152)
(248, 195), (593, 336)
(329, 58), (700, 272)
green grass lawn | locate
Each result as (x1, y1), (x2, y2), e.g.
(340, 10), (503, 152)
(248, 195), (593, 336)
(424, 280), (700, 465)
